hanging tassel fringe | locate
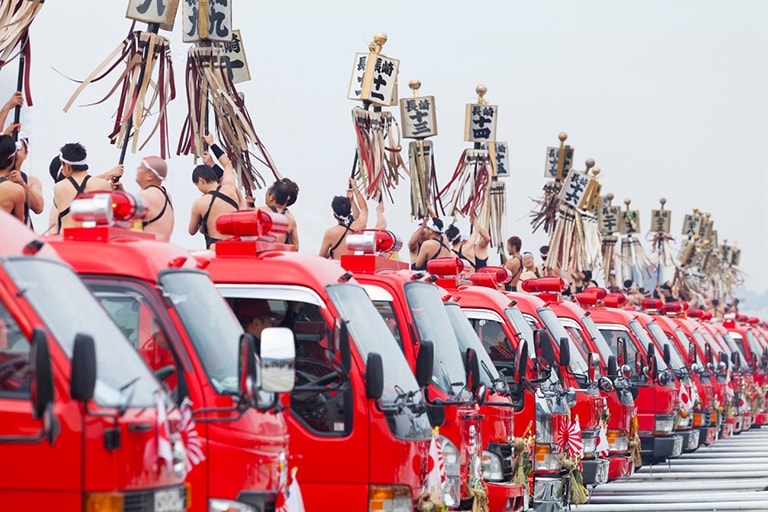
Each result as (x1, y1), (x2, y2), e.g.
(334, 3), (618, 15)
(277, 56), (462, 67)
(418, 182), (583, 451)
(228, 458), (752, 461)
(601, 235), (618, 288)
(177, 44), (277, 197)
(439, 149), (491, 219)
(558, 455), (589, 505)
(409, 140), (439, 219)
(352, 107), (407, 202)
(488, 178), (505, 249)
(619, 235), (655, 285)
(530, 180), (561, 235)
(63, 29), (175, 159)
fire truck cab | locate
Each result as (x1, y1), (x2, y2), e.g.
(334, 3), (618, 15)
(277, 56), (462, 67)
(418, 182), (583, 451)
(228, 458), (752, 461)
(0, 209), (187, 510)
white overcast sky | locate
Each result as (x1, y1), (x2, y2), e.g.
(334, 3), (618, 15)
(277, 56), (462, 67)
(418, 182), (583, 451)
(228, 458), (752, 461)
(11, 1), (768, 293)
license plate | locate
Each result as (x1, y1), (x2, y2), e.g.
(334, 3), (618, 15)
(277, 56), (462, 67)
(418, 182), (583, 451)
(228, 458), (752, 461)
(154, 488), (184, 512)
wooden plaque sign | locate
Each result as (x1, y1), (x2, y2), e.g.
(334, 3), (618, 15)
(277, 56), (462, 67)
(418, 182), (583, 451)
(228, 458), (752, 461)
(559, 169), (591, 209)
(682, 213), (701, 237)
(400, 96), (437, 139)
(478, 142), (510, 177)
(360, 54), (399, 106)
(126, 0), (180, 30)
(182, 0), (233, 43)
(731, 247), (741, 266)
(544, 145), (574, 180)
(619, 209), (641, 235)
(650, 209), (671, 233)
(217, 29), (250, 84)
(599, 204), (620, 235)
(464, 103), (498, 143)
(347, 53), (369, 101)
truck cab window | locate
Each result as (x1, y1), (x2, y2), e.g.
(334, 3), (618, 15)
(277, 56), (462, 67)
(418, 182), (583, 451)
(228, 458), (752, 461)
(0, 302), (30, 396)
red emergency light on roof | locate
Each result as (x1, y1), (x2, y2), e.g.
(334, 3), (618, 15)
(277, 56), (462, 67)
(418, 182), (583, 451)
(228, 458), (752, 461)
(583, 286), (608, 300)
(469, 273), (497, 289)
(737, 314), (749, 323)
(641, 297), (664, 310)
(604, 293), (627, 308)
(663, 301), (687, 315)
(426, 257), (465, 277)
(475, 266), (512, 285)
(519, 276), (568, 294)
(700, 311), (713, 321)
(688, 309), (702, 319)
(346, 230), (402, 254)
(216, 210), (288, 239)
(748, 317), (760, 325)
(70, 191), (148, 224)
(575, 292), (599, 306)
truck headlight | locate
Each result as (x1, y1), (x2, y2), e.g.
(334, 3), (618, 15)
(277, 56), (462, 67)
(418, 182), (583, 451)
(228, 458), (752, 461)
(209, 499), (256, 512)
(655, 415), (675, 435)
(368, 485), (412, 512)
(440, 436), (460, 507)
(534, 443), (561, 472)
(607, 429), (629, 452)
(482, 450), (504, 482)
(581, 433), (597, 459)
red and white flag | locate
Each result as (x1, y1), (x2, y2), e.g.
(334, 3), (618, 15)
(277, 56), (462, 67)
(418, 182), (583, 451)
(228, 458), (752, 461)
(179, 398), (205, 472)
(157, 394), (173, 470)
(738, 395), (749, 414)
(426, 429), (446, 503)
(596, 423), (610, 457)
(556, 414), (584, 458)
(679, 383), (693, 413)
(276, 467), (305, 512)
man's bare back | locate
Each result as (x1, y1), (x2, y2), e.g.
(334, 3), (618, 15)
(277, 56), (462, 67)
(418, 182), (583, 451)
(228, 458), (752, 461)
(0, 180), (24, 222)
(53, 172), (112, 232)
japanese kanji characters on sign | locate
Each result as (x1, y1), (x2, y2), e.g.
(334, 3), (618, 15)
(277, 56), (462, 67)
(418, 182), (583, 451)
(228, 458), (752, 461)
(347, 53), (368, 101)
(361, 54), (400, 106)
(558, 169), (591, 209)
(399, 95), (437, 139)
(731, 247), (741, 266)
(183, 0), (233, 43)
(478, 141), (510, 177)
(544, 145), (574, 180)
(599, 204), (620, 235)
(619, 209), (641, 235)
(682, 213), (701, 237)
(651, 209), (671, 233)
(464, 103), (498, 143)
(217, 29), (250, 84)
(126, 0), (180, 29)
(698, 218), (713, 241)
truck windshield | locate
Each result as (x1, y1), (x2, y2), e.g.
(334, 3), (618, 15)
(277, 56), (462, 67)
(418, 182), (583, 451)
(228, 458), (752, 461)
(628, 320), (670, 372)
(581, 315), (613, 362)
(647, 324), (686, 370)
(445, 303), (499, 387)
(504, 307), (537, 360)
(5, 258), (160, 407)
(537, 307), (589, 374)
(159, 270), (243, 395)
(403, 282), (467, 396)
(326, 284), (422, 398)
(745, 330), (763, 358)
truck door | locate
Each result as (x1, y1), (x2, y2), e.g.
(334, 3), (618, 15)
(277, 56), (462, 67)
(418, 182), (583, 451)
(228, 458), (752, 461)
(0, 297), (82, 509)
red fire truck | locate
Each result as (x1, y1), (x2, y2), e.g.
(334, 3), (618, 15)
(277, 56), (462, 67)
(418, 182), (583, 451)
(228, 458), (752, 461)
(579, 296), (683, 465)
(46, 190), (293, 512)
(201, 210), (435, 511)
(0, 209), (188, 510)
(339, 242), (526, 512)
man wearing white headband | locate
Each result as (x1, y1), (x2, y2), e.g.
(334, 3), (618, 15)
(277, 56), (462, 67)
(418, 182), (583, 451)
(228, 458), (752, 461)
(6, 133), (44, 229)
(136, 156), (174, 242)
(411, 216), (452, 270)
(51, 142), (112, 233)
(0, 134), (25, 222)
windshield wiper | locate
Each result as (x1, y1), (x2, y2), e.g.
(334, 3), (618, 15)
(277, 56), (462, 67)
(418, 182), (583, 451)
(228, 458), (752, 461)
(117, 377), (141, 416)
(380, 385), (425, 415)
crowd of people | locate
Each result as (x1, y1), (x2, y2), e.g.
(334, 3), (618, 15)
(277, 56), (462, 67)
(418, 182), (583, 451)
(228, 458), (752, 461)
(0, 91), (740, 318)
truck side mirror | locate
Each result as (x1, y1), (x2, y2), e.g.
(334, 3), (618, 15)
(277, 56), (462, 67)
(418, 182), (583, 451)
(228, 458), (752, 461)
(365, 352), (384, 399)
(534, 329), (556, 367)
(70, 333), (96, 403)
(647, 342), (655, 358)
(607, 355), (618, 377)
(416, 340), (434, 388)
(559, 337), (570, 367)
(260, 327), (296, 393)
(30, 328), (54, 420)
(663, 344), (671, 366)
(338, 320), (351, 374)
(731, 351), (740, 368)
(617, 337), (627, 366)
(647, 355), (657, 381)
(688, 342), (697, 366)
(588, 352), (599, 383)
(720, 351), (729, 370)
(465, 348), (480, 395)
(513, 340), (528, 384)
(705, 343), (713, 364)
(238, 333), (259, 404)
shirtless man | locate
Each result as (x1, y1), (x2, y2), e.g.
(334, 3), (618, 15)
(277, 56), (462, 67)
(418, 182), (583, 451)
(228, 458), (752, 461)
(51, 143), (113, 233)
(0, 135), (25, 222)
(188, 134), (240, 249)
(412, 217), (452, 270)
(318, 178), (367, 260)
(136, 156), (174, 242)
(8, 134), (44, 229)
(502, 236), (523, 291)
(261, 177), (300, 249)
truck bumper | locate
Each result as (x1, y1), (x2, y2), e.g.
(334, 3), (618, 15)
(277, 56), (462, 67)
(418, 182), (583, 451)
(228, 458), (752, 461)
(698, 426), (717, 446)
(641, 434), (683, 465)
(754, 411), (768, 427)
(742, 412), (754, 431)
(676, 428), (701, 452)
(531, 475), (566, 512)
(580, 457), (609, 486)
(486, 481), (526, 512)
(607, 454), (634, 481)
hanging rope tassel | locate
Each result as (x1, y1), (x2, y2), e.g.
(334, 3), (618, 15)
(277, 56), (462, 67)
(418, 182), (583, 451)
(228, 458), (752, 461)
(601, 235), (618, 287)
(530, 180), (561, 235)
(548, 205), (578, 273)
(0, 0), (44, 91)
(351, 108), (406, 203)
(488, 178), (505, 248)
(409, 140), (432, 219)
(439, 149), (490, 218)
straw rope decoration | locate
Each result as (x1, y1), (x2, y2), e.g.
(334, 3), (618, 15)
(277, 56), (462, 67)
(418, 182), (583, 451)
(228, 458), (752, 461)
(438, 149), (491, 219)
(408, 139), (440, 218)
(352, 108), (406, 202)
(63, 28), (176, 159)
(177, 43), (278, 196)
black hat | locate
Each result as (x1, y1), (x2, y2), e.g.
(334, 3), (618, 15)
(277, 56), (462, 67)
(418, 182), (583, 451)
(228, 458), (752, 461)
(623, 279), (633, 290)
(660, 281), (673, 291)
